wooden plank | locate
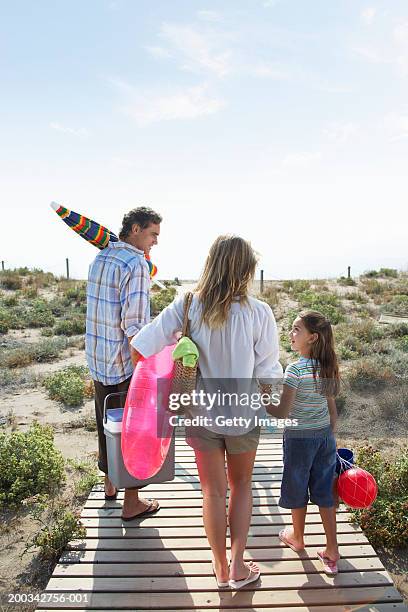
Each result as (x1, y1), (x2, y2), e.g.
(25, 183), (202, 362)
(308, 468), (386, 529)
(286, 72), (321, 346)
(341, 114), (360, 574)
(36, 605), (408, 612)
(79, 515), (353, 528)
(59, 544), (380, 565)
(46, 570), (393, 592)
(82, 522), (361, 538)
(80, 506), (350, 519)
(88, 490), (288, 500)
(83, 498), (343, 509)
(95, 474), (284, 484)
(53, 556), (385, 577)
(91, 482), (285, 492)
(67, 533), (370, 550)
(37, 586), (404, 609)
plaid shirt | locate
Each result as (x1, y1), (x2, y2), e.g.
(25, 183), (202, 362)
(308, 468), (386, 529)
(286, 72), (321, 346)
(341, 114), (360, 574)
(85, 241), (150, 385)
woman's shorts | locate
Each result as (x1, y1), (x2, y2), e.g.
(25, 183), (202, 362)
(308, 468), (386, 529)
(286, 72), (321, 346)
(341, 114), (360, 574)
(279, 427), (336, 509)
(185, 425), (261, 454)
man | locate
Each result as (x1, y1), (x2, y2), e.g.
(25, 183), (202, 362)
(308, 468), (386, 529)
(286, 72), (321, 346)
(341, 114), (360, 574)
(86, 206), (162, 520)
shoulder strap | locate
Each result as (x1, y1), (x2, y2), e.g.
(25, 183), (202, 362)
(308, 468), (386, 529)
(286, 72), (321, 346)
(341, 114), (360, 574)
(181, 292), (194, 338)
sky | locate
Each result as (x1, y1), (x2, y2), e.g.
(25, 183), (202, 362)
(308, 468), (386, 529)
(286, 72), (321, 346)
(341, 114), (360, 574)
(1, 0), (407, 280)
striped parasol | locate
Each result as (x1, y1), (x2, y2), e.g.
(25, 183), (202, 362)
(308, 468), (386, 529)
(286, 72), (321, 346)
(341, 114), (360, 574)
(50, 202), (158, 278)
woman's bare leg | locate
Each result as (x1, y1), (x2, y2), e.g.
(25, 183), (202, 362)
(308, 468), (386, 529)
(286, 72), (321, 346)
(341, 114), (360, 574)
(227, 449), (259, 581)
(194, 447), (229, 583)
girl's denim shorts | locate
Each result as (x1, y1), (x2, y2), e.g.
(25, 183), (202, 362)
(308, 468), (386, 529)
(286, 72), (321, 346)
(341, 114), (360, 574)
(279, 426), (336, 509)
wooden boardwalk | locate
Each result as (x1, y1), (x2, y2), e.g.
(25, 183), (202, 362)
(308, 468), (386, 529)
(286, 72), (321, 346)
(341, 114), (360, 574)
(38, 434), (406, 611)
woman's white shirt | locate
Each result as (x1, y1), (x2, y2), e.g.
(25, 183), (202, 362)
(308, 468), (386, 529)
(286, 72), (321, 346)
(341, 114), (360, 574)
(131, 294), (283, 435)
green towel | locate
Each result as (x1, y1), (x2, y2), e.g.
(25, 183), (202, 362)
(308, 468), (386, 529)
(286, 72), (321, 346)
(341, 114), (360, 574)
(172, 336), (199, 368)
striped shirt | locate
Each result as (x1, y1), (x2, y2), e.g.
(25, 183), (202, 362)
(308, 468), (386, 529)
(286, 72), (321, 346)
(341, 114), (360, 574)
(283, 357), (330, 430)
(85, 241), (150, 385)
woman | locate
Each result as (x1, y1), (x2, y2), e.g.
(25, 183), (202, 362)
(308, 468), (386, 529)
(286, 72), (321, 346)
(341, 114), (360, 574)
(131, 235), (282, 589)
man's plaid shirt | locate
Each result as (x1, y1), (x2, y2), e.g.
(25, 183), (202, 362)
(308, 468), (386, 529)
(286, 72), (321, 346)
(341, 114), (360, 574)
(85, 241), (150, 385)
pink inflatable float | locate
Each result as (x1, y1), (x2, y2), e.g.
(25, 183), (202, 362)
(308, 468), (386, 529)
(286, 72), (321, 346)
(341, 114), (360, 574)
(121, 345), (176, 480)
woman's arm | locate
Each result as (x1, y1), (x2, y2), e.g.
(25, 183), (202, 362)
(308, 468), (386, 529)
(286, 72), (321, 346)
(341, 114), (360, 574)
(131, 296), (184, 358)
(261, 383), (297, 418)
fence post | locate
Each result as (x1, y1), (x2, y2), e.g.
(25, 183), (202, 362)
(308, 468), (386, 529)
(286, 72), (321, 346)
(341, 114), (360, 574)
(66, 258), (70, 279)
(1, 261), (4, 272)
(347, 266), (351, 279)
(260, 269), (264, 295)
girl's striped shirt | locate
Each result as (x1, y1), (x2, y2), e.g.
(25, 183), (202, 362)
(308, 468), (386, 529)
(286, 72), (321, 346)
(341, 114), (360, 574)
(283, 357), (330, 430)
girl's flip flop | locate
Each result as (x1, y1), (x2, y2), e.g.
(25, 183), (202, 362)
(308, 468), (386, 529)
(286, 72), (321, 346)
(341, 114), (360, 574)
(229, 562), (260, 590)
(279, 528), (305, 552)
(317, 551), (339, 576)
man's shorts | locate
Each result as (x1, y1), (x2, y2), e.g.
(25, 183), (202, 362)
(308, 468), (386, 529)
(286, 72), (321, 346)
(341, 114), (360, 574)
(279, 426), (336, 508)
(185, 425), (261, 454)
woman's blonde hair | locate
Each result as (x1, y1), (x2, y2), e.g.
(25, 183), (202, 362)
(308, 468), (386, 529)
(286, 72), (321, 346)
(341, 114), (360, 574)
(195, 235), (258, 328)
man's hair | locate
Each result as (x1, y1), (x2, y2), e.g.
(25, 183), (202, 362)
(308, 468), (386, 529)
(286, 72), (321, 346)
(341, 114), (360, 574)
(119, 207), (162, 240)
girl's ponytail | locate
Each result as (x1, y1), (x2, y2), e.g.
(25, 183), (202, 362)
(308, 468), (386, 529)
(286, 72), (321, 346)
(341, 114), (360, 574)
(300, 310), (340, 397)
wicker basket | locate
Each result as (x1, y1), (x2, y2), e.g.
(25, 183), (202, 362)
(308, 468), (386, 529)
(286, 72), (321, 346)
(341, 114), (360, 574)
(170, 292), (198, 412)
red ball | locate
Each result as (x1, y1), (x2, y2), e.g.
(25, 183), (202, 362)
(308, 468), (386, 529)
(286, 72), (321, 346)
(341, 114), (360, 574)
(337, 467), (378, 509)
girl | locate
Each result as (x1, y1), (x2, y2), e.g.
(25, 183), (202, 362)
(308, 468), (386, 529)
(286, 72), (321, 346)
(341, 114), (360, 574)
(265, 310), (340, 575)
(131, 235), (283, 589)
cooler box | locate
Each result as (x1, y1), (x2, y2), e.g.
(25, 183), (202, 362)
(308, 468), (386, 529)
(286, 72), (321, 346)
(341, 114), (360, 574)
(104, 398), (175, 489)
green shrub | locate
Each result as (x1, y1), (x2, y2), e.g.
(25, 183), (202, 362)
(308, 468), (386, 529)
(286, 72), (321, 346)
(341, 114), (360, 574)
(0, 305), (25, 330)
(67, 458), (99, 497)
(44, 365), (91, 406)
(379, 268), (399, 278)
(338, 276), (356, 286)
(342, 320), (383, 343)
(350, 445), (408, 548)
(347, 357), (396, 391)
(282, 279), (311, 296)
(344, 292), (368, 303)
(60, 283), (87, 306)
(383, 295), (408, 316)
(3, 337), (68, 367)
(0, 271), (22, 290)
(259, 285), (280, 307)
(15, 266), (30, 276)
(0, 319), (9, 334)
(376, 382), (408, 421)
(26, 504), (86, 560)
(384, 322), (408, 338)
(41, 327), (55, 337)
(297, 291), (344, 324)
(3, 348), (34, 368)
(23, 300), (55, 328)
(361, 279), (388, 295)
(54, 317), (85, 336)
(22, 286), (39, 299)
(1, 294), (18, 307)
(34, 337), (67, 362)
(397, 336), (408, 352)
(363, 270), (379, 278)
(151, 287), (177, 316)
(0, 423), (65, 508)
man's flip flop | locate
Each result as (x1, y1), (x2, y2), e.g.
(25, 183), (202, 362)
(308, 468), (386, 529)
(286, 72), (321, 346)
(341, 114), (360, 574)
(229, 564), (260, 590)
(279, 528), (305, 552)
(317, 551), (339, 576)
(104, 490), (117, 501)
(121, 499), (160, 521)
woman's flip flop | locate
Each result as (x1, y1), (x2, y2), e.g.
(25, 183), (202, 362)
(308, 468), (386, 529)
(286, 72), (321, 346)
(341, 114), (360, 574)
(211, 561), (229, 588)
(229, 562), (260, 590)
(279, 528), (305, 552)
(317, 551), (339, 576)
